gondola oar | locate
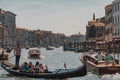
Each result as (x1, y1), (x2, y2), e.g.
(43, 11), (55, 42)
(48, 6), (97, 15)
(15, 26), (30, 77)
(0, 55), (15, 70)
(0, 55), (15, 63)
(8, 55), (15, 59)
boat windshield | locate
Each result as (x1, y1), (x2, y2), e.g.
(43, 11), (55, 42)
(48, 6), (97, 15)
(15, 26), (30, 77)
(29, 50), (40, 53)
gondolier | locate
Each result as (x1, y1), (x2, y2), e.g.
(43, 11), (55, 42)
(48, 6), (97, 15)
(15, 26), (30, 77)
(14, 44), (21, 69)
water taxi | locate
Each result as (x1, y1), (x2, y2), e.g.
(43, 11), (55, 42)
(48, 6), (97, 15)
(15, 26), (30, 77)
(81, 53), (120, 75)
(28, 48), (40, 59)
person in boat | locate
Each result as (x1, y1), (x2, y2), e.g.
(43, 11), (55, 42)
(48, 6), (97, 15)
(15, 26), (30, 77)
(20, 62), (30, 72)
(96, 52), (103, 61)
(34, 61), (40, 73)
(88, 48), (94, 55)
(14, 44), (21, 68)
(39, 63), (45, 73)
(104, 53), (113, 64)
(28, 62), (35, 73)
(19, 63), (24, 72)
(44, 64), (48, 73)
(108, 51), (114, 60)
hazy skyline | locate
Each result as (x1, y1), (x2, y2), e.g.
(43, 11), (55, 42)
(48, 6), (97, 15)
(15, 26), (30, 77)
(0, 0), (113, 36)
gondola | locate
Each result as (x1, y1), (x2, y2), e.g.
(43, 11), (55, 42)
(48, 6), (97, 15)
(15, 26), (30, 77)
(1, 60), (87, 79)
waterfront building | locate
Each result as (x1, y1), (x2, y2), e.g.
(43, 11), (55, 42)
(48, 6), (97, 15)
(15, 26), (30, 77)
(0, 9), (16, 47)
(28, 30), (37, 47)
(86, 14), (105, 41)
(0, 22), (9, 48)
(64, 33), (85, 48)
(50, 33), (57, 46)
(16, 27), (28, 47)
(35, 30), (52, 47)
(104, 4), (113, 42)
(112, 0), (120, 39)
(65, 33), (85, 43)
(35, 30), (66, 47)
(53, 33), (65, 46)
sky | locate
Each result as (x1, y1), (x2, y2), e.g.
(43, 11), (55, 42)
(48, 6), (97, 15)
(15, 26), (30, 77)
(0, 0), (113, 36)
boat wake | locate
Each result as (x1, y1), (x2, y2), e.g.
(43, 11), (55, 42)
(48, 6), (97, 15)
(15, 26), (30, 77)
(101, 73), (120, 80)
(40, 54), (46, 59)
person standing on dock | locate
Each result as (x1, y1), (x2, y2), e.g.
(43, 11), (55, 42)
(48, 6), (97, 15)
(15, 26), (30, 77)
(14, 44), (21, 68)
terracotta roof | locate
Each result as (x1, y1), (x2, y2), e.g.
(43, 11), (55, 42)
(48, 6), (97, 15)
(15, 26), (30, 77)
(94, 22), (105, 26)
(87, 19), (105, 27)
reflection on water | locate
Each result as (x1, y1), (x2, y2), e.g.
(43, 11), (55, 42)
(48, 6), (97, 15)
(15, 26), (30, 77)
(1, 47), (120, 80)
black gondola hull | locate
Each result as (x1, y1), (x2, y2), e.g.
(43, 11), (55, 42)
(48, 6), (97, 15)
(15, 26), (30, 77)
(1, 61), (86, 79)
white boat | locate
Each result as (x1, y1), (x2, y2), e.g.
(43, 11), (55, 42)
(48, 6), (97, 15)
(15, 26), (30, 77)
(28, 48), (40, 59)
(46, 45), (54, 50)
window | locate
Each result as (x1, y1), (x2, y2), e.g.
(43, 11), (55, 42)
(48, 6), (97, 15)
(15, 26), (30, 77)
(118, 15), (119, 23)
(118, 28), (119, 33)
(115, 5), (117, 12)
(115, 28), (117, 35)
(115, 16), (116, 23)
(113, 17), (114, 24)
(118, 4), (120, 11)
(112, 5), (114, 12)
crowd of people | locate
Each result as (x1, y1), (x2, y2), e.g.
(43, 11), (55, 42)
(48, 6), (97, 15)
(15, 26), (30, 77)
(19, 61), (49, 73)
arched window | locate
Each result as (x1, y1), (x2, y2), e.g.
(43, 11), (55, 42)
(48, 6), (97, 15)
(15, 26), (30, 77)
(118, 4), (119, 11)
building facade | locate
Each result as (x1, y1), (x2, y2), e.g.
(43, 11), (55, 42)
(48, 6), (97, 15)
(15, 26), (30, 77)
(112, 0), (120, 39)
(0, 9), (16, 47)
(105, 4), (113, 42)
(0, 22), (9, 48)
(65, 33), (85, 43)
(28, 30), (37, 47)
(86, 14), (105, 41)
(16, 27), (28, 47)
(35, 30), (53, 47)
(54, 33), (65, 46)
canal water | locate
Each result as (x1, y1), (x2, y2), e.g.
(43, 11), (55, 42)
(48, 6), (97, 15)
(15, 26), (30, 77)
(0, 47), (120, 80)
